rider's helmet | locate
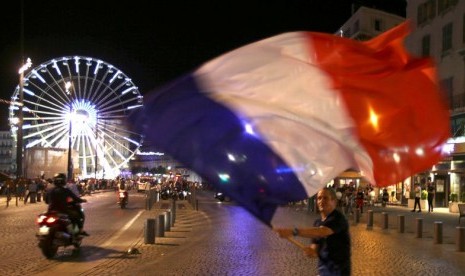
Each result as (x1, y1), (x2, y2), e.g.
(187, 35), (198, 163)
(53, 173), (67, 186)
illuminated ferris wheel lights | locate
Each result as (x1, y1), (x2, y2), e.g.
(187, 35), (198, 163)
(74, 56), (80, 73)
(52, 60), (62, 76)
(23, 88), (35, 96)
(127, 104), (143, 110)
(109, 70), (121, 83)
(94, 60), (103, 75)
(10, 55), (144, 179)
(121, 87), (136, 95)
(32, 70), (46, 83)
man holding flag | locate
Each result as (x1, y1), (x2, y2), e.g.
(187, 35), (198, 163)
(275, 187), (351, 276)
(128, 20), (450, 273)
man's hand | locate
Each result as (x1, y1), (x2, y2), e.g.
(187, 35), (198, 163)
(303, 245), (318, 258)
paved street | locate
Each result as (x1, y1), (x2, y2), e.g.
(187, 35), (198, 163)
(1, 192), (465, 275)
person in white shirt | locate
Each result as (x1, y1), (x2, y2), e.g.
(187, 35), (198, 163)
(411, 183), (422, 213)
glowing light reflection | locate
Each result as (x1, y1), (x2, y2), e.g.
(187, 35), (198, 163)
(369, 108), (379, 130)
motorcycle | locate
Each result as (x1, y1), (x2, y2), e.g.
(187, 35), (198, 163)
(214, 191), (225, 202)
(160, 187), (172, 200)
(36, 211), (84, 259)
(178, 189), (189, 200)
(118, 191), (128, 209)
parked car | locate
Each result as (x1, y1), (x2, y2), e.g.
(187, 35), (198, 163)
(137, 181), (150, 192)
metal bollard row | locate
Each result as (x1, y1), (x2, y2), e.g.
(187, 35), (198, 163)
(366, 210), (373, 229)
(434, 221), (443, 244)
(398, 215), (405, 233)
(457, 227), (465, 252)
(362, 212), (465, 249)
(144, 210), (178, 244)
(144, 218), (156, 244)
(382, 212), (388, 229)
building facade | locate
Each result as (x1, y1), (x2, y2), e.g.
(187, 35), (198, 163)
(0, 130), (14, 175)
(337, 6), (405, 40)
(335, 1), (465, 208)
(405, 0), (465, 207)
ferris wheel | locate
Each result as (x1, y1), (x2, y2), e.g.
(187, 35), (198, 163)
(9, 56), (144, 179)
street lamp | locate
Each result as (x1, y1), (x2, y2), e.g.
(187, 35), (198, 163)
(16, 57), (32, 179)
(65, 81), (73, 181)
(94, 114), (98, 180)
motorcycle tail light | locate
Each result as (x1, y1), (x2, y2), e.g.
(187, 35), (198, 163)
(36, 215), (47, 224)
(46, 216), (57, 224)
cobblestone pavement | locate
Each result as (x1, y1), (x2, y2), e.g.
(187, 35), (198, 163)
(2, 194), (465, 275)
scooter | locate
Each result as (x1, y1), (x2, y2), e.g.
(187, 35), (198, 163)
(160, 187), (172, 200)
(214, 191), (225, 202)
(118, 191), (128, 209)
(36, 211), (84, 259)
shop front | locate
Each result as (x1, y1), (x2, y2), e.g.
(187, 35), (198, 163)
(411, 142), (465, 210)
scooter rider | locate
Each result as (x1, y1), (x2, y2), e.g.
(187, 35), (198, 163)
(117, 178), (128, 203)
(45, 173), (89, 236)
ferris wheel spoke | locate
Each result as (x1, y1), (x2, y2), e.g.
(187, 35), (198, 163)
(27, 92), (69, 113)
(38, 64), (72, 103)
(101, 127), (135, 152)
(23, 119), (60, 128)
(25, 78), (70, 109)
(99, 98), (141, 115)
(23, 119), (66, 137)
(96, 83), (134, 109)
(25, 124), (68, 148)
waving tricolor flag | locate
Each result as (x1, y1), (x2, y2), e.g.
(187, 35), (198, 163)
(130, 22), (450, 225)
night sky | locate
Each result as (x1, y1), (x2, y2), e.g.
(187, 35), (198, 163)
(0, 0), (406, 130)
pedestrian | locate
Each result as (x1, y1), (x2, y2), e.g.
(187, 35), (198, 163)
(382, 188), (389, 207)
(24, 179), (38, 204)
(16, 178), (25, 200)
(274, 187), (351, 276)
(411, 183), (422, 212)
(356, 188), (364, 213)
(344, 188), (354, 215)
(66, 179), (80, 197)
(427, 178), (435, 213)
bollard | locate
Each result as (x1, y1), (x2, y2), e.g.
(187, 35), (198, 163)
(456, 227), (465, 252)
(366, 210), (373, 229)
(354, 209), (360, 224)
(434, 221), (443, 244)
(398, 215), (405, 233)
(165, 210), (171, 231)
(382, 212), (388, 229)
(157, 214), (165, 237)
(144, 219), (156, 244)
(195, 199), (199, 211)
(415, 218), (423, 238)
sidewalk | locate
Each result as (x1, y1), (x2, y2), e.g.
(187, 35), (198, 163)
(274, 203), (465, 274)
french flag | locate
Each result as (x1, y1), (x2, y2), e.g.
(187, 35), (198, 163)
(130, 22), (450, 225)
